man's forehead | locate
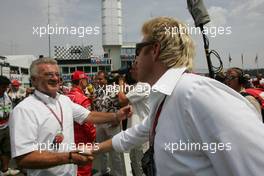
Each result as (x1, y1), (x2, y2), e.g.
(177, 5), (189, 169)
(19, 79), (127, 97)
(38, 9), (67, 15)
(98, 73), (106, 78)
(227, 70), (238, 76)
(38, 64), (59, 71)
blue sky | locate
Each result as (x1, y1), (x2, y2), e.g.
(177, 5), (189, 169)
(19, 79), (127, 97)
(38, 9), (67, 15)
(0, 0), (263, 70)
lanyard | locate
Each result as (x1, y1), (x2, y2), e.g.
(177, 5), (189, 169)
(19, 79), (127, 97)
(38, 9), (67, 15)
(150, 95), (166, 147)
(34, 94), (64, 131)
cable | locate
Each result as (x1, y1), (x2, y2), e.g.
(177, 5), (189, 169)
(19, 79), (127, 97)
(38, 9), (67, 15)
(200, 25), (223, 78)
(210, 49), (223, 73)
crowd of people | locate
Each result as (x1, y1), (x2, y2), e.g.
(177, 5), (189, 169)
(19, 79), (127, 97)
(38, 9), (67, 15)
(0, 16), (264, 176)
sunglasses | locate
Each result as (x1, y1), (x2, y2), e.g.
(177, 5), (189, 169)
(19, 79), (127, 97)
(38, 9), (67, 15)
(135, 41), (156, 56)
(225, 75), (238, 81)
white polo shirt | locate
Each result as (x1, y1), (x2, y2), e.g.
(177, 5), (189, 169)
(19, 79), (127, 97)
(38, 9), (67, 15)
(9, 90), (90, 176)
(112, 67), (264, 176)
(126, 82), (150, 128)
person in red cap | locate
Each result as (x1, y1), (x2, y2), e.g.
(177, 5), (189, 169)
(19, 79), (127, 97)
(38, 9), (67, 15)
(8, 79), (26, 107)
(67, 71), (96, 176)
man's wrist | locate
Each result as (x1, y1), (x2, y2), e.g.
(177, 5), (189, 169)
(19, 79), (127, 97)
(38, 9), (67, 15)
(68, 152), (74, 164)
(114, 112), (119, 122)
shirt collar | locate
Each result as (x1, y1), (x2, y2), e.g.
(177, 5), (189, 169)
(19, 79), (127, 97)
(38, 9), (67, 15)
(34, 89), (60, 104)
(152, 67), (186, 95)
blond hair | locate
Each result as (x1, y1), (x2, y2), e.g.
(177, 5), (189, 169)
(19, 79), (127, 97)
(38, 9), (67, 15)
(142, 17), (195, 70)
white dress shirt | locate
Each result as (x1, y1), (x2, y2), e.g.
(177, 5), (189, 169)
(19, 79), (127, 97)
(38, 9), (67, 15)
(126, 82), (150, 128)
(112, 67), (264, 176)
(9, 90), (90, 176)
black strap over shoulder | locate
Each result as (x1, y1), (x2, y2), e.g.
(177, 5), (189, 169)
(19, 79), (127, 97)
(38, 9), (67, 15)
(240, 92), (250, 97)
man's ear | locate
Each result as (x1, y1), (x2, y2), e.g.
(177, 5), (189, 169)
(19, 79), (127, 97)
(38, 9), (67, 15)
(31, 76), (35, 82)
(30, 76), (37, 86)
(152, 42), (161, 61)
(80, 79), (85, 87)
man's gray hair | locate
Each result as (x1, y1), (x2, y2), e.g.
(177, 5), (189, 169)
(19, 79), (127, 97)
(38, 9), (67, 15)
(30, 58), (58, 77)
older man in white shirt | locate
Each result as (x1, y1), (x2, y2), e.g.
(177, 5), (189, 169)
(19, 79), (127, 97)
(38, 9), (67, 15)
(94, 17), (264, 176)
(9, 58), (132, 176)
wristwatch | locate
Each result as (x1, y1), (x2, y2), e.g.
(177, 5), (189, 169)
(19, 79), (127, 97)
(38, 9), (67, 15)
(69, 152), (74, 164)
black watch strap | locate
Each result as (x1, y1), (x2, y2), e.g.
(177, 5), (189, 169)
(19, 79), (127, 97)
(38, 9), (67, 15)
(69, 152), (74, 164)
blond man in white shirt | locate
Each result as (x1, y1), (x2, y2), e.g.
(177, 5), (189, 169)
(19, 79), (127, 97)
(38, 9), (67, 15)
(94, 17), (264, 176)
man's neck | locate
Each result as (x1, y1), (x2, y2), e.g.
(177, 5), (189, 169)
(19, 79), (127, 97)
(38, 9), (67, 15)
(148, 65), (168, 86)
(98, 84), (107, 90)
(36, 89), (57, 98)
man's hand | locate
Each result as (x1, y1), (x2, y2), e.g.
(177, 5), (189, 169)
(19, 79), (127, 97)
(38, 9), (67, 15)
(15, 150), (94, 169)
(86, 105), (132, 124)
(116, 105), (133, 121)
(71, 150), (94, 166)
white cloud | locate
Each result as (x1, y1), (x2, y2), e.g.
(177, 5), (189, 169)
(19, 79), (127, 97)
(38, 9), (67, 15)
(207, 6), (228, 27)
(231, 0), (264, 21)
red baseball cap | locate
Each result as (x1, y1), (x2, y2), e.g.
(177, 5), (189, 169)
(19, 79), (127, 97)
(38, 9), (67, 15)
(11, 79), (21, 86)
(71, 71), (88, 81)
